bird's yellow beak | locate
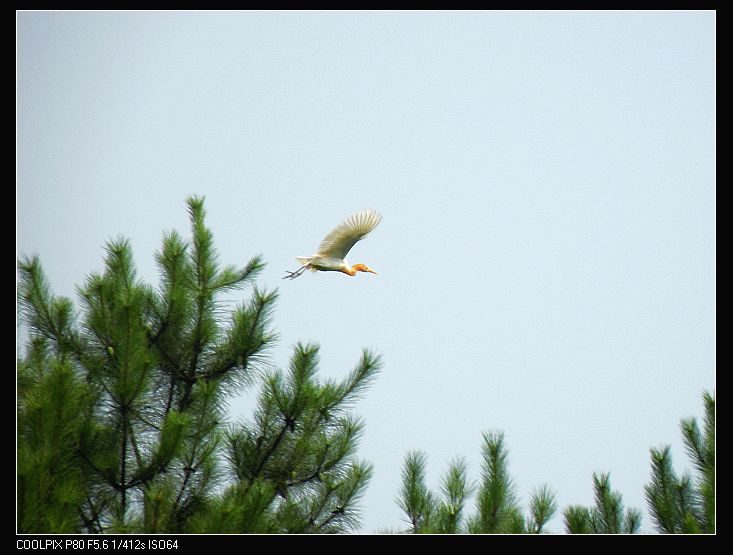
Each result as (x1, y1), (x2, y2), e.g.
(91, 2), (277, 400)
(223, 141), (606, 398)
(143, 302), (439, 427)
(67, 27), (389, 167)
(367, 267), (378, 274)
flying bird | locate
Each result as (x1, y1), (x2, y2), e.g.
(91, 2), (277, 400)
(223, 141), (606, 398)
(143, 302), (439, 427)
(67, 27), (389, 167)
(283, 209), (382, 280)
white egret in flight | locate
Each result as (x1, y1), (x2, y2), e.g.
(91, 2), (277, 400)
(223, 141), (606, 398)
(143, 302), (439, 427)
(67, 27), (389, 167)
(283, 209), (382, 280)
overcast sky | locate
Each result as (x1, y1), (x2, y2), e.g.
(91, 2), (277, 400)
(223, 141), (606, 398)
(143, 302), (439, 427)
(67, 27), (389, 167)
(17, 10), (715, 533)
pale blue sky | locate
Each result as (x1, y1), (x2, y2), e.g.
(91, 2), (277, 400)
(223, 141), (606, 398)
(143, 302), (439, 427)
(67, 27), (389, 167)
(17, 11), (715, 533)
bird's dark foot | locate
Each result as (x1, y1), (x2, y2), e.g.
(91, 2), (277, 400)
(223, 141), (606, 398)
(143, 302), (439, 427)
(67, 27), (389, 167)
(283, 267), (307, 280)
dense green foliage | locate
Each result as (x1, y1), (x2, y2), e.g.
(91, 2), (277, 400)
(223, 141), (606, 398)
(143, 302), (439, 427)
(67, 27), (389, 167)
(396, 431), (558, 533)
(645, 391), (715, 534)
(17, 196), (379, 533)
(395, 394), (715, 535)
(563, 473), (641, 533)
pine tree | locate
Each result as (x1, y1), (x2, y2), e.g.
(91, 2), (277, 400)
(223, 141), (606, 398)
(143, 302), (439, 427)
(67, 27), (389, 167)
(17, 195), (379, 533)
(563, 473), (641, 534)
(468, 431), (557, 534)
(396, 451), (465, 534)
(395, 431), (557, 534)
(644, 391), (715, 534)
(17, 351), (92, 532)
(191, 343), (379, 533)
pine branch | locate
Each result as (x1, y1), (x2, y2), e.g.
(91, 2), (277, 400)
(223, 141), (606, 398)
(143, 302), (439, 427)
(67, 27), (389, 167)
(644, 390), (715, 534)
(565, 472), (639, 534)
(624, 508), (642, 534)
(474, 430), (518, 533)
(171, 381), (220, 522)
(434, 458), (470, 533)
(563, 505), (592, 534)
(397, 450), (434, 533)
(119, 406), (129, 520)
(255, 424), (290, 478)
(646, 446), (675, 532)
(317, 461), (373, 533)
(528, 484), (557, 533)
(205, 288), (278, 383)
(18, 255), (82, 360)
(212, 255), (265, 291)
(329, 349), (381, 412)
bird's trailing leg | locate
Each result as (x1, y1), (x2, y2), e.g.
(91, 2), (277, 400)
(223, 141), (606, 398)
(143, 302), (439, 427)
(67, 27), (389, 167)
(282, 265), (310, 280)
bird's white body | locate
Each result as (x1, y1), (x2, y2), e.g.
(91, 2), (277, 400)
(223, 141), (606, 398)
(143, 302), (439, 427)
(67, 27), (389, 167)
(295, 255), (351, 273)
(284, 209), (382, 279)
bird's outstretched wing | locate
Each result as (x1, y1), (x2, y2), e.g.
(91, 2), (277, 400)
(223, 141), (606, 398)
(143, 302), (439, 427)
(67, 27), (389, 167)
(316, 209), (382, 260)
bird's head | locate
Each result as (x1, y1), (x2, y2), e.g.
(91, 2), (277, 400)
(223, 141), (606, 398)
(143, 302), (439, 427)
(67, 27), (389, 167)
(352, 263), (378, 275)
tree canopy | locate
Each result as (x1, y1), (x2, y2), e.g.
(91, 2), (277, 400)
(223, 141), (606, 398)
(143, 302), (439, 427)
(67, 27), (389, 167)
(17, 196), (379, 533)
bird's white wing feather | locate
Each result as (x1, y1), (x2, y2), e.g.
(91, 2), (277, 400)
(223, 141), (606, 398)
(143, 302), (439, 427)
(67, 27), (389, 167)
(316, 209), (382, 260)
